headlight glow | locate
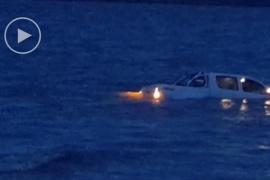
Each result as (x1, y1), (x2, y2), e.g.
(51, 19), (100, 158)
(120, 91), (143, 99)
(153, 87), (161, 100)
(267, 88), (270, 94)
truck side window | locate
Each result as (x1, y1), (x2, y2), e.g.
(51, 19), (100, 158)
(189, 76), (206, 87)
(242, 79), (265, 94)
(216, 76), (238, 91)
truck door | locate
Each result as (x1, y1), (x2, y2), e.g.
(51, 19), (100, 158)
(210, 75), (241, 98)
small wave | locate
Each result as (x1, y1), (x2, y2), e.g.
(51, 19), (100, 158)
(0, 143), (154, 174)
(258, 145), (270, 150)
(0, 145), (80, 173)
(244, 145), (270, 155)
(0, 144), (132, 173)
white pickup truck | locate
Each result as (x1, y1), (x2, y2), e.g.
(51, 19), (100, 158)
(122, 71), (270, 100)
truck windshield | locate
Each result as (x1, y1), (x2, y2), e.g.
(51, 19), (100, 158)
(175, 73), (197, 86)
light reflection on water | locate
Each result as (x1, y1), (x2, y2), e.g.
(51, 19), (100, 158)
(220, 99), (234, 109)
(116, 94), (270, 125)
(240, 99), (248, 112)
(219, 98), (270, 123)
(264, 106), (270, 116)
(264, 100), (270, 116)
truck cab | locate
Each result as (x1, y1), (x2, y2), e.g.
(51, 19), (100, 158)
(172, 71), (269, 99)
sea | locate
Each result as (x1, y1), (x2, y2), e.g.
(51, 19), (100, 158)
(1, 1), (270, 179)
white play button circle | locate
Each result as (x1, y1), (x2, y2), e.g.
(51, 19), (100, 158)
(4, 17), (41, 55)
(18, 29), (32, 44)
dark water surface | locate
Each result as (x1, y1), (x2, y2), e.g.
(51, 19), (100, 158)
(1, 1), (270, 179)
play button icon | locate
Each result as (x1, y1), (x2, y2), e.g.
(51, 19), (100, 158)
(18, 29), (32, 44)
(4, 17), (41, 55)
